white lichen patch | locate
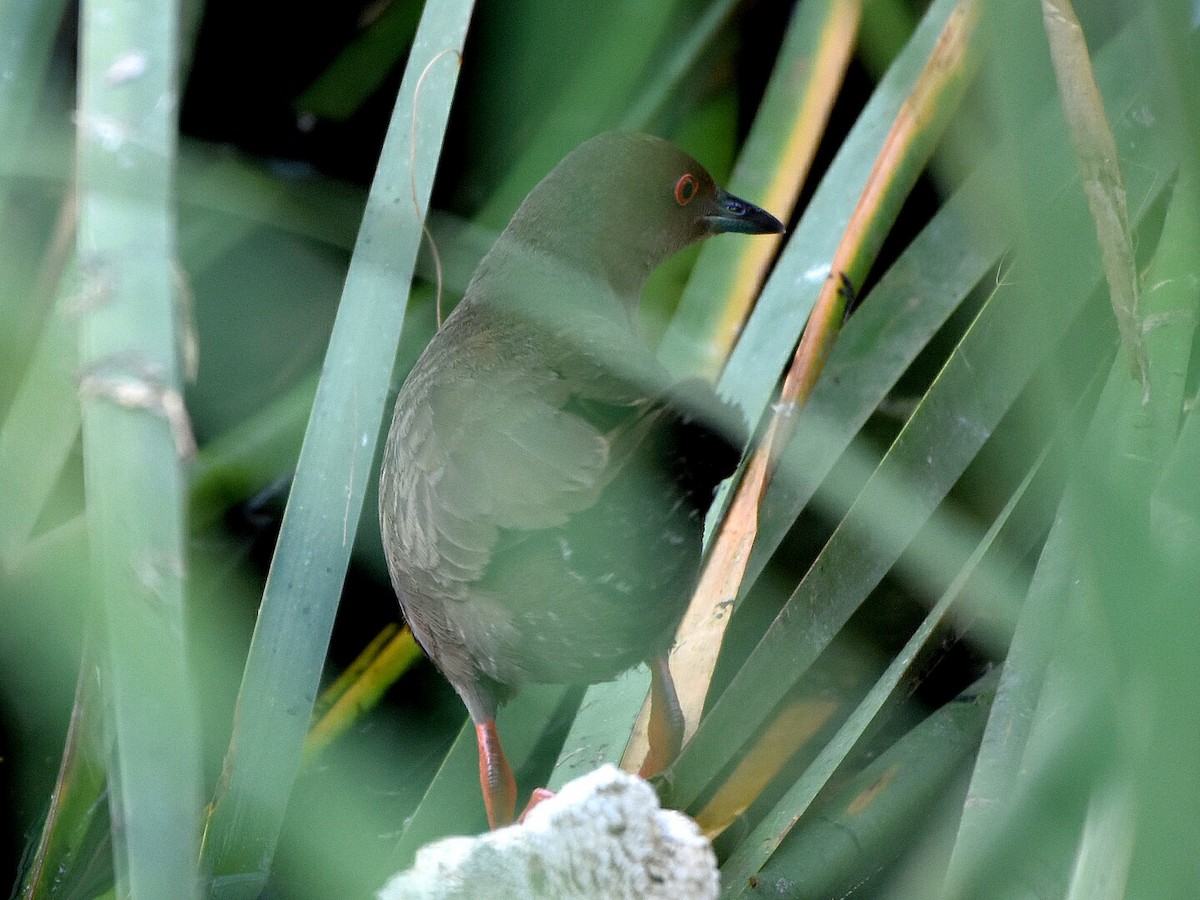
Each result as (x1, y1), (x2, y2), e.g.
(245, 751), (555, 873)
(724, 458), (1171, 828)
(106, 51), (148, 86)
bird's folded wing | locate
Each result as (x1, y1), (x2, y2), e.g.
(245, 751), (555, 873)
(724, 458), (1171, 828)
(384, 361), (627, 594)
(433, 370), (613, 530)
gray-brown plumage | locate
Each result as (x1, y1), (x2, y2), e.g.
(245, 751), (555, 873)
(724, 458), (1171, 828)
(379, 132), (783, 828)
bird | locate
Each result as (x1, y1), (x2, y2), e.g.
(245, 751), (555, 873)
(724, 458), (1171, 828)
(379, 131), (783, 829)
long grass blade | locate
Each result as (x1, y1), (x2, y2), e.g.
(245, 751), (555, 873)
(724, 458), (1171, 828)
(718, 444), (1042, 895)
(75, 0), (203, 893)
(0, 0), (69, 199)
(201, 3), (474, 894)
(0, 272), (79, 565)
(668, 31), (1175, 813)
(1043, 0), (1146, 392)
(559, 0), (968, 784)
(746, 673), (996, 900)
(717, 0), (963, 423)
(642, 0), (980, 770)
(658, 0), (861, 379)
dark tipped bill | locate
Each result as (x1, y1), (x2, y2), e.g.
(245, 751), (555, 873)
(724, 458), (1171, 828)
(705, 187), (785, 235)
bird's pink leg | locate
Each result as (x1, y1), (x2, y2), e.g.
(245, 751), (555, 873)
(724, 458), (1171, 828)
(640, 655), (684, 777)
(476, 720), (517, 829)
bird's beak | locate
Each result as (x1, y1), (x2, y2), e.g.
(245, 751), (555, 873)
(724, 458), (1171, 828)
(705, 188), (785, 235)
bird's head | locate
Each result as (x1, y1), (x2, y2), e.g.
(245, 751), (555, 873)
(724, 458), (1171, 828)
(503, 132), (784, 299)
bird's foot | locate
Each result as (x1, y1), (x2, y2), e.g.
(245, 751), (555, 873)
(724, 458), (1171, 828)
(518, 787), (557, 823)
(640, 656), (684, 778)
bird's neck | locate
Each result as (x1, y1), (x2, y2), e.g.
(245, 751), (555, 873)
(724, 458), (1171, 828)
(506, 232), (653, 303)
(473, 232), (643, 333)
(497, 174), (667, 301)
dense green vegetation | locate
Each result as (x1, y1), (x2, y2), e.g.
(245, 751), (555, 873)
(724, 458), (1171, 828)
(3, 1), (1199, 897)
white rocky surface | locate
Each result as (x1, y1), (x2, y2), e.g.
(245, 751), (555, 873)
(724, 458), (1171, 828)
(378, 765), (718, 900)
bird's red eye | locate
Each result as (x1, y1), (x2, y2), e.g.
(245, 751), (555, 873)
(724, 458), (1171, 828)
(674, 173), (697, 206)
